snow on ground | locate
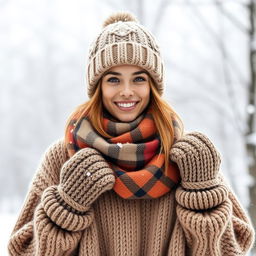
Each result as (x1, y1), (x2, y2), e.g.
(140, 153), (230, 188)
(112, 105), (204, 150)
(0, 214), (17, 256)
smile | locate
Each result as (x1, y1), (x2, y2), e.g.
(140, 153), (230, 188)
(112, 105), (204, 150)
(114, 101), (139, 110)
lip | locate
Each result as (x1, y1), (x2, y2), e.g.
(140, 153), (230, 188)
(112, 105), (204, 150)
(114, 101), (139, 111)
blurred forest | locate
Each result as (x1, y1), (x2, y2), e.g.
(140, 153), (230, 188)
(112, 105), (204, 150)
(1, 0), (256, 254)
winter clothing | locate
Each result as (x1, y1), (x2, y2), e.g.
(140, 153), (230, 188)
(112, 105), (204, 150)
(8, 134), (254, 255)
(87, 12), (164, 98)
(48, 147), (116, 217)
(65, 109), (182, 199)
(8, 11), (255, 256)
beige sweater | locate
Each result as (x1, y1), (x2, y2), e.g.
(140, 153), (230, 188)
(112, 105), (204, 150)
(8, 139), (255, 255)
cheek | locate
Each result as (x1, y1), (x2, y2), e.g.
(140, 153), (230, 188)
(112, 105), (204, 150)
(102, 94), (111, 107)
(102, 86), (112, 101)
(102, 80), (118, 93)
(141, 86), (150, 102)
(101, 88), (116, 111)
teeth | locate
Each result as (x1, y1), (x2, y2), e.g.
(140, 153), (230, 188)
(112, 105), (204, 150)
(117, 102), (136, 108)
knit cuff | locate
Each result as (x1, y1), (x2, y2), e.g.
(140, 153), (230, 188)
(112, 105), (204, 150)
(175, 184), (228, 210)
(181, 178), (220, 190)
(41, 186), (94, 231)
(176, 199), (232, 237)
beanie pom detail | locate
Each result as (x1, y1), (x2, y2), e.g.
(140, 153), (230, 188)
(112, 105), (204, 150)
(103, 11), (138, 28)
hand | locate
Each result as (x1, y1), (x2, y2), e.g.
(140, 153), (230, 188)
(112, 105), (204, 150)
(58, 147), (116, 211)
(170, 131), (221, 190)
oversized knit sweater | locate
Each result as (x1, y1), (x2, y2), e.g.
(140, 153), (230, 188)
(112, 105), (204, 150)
(8, 139), (255, 256)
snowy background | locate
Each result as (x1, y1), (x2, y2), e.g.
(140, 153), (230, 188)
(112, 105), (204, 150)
(1, 0), (256, 255)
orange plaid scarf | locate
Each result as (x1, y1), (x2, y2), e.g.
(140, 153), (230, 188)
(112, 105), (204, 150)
(65, 110), (181, 199)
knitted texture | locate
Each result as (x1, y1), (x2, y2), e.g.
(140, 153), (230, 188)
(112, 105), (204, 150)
(65, 110), (182, 199)
(8, 139), (255, 255)
(57, 147), (115, 211)
(41, 186), (94, 231)
(170, 131), (221, 190)
(86, 11), (164, 98)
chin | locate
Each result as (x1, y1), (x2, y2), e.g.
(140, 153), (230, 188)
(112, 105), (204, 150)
(116, 114), (138, 122)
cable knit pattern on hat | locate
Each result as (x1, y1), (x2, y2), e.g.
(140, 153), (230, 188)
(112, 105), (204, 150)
(8, 138), (255, 255)
(86, 12), (164, 98)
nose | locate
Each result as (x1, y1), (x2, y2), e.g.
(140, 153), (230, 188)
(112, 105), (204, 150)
(119, 83), (134, 97)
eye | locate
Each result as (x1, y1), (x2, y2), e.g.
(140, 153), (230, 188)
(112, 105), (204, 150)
(107, 77), (120, 83)
(134, 76), (146, 82)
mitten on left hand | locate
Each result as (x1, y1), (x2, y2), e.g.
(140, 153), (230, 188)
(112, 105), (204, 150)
(170, 131), (221, 190)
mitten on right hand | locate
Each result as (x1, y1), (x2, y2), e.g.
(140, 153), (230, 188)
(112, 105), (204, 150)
(41, 147), (115, 231)
(57, 147), (116, 212)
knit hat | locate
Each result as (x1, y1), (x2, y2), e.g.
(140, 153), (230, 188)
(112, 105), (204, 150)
(86, 11), (165, 98)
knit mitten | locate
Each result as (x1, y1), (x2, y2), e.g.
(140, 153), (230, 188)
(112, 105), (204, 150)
(41, 148), (115, 231)
(58, 147), (115, 209)
(170, 131), (228, 210)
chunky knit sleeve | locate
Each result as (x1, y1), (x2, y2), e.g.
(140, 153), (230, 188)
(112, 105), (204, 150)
(7, 139), (94, 256)
(169, 174), (255, 255)
(169, 132), (255, 255)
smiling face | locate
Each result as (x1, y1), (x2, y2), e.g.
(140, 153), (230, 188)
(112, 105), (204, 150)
(101, 65), (151, 122)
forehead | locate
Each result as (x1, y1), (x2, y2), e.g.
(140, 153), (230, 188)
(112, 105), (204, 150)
(107, 65), (145, 73)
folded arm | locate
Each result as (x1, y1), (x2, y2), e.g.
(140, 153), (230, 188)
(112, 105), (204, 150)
(8, 140), (115, 256)
(168, 132), (255, 256)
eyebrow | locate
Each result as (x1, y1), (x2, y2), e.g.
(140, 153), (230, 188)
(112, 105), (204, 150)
(103, 70), (149, 76)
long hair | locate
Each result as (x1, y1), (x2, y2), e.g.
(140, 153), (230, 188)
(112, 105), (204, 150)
(147, 78), (184, 173)
(64, 78), (184, 174)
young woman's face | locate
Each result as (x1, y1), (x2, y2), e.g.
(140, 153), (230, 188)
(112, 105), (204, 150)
(101, 65), (150, 122)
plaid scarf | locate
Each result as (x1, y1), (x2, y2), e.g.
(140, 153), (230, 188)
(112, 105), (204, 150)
(65, 110), (182, 199)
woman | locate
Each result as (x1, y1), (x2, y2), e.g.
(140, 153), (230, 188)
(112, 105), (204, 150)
(8, 11), (254, 256)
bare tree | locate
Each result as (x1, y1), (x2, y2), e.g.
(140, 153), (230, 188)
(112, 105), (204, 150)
(185, 1), (256, 253)
(247, 0), (256, 243)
